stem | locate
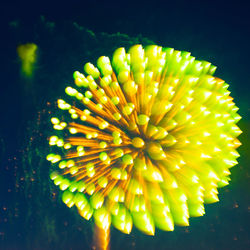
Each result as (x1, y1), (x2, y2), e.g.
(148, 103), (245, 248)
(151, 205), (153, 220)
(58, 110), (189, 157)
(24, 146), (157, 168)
(93, 224), (110, 250)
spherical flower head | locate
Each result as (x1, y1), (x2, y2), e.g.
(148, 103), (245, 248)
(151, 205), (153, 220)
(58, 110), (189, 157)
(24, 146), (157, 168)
(47, 44), (241, 235)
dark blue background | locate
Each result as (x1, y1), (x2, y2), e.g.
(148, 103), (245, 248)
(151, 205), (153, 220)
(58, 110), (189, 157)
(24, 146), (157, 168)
(1, 0), (249, 249)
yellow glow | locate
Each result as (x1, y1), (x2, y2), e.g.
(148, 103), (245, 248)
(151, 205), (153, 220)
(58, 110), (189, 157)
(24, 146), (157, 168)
(47, 44), (241, 239)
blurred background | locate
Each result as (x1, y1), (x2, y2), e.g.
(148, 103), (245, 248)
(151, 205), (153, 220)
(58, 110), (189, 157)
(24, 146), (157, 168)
(0, 0), (249, 249)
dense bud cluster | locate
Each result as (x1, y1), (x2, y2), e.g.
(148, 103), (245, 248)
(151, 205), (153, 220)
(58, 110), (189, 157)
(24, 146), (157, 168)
(47, 44), (241, 235)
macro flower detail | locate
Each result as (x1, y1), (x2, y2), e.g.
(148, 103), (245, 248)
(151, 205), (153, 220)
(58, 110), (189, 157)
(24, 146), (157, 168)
(47, 44), (241, 237)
